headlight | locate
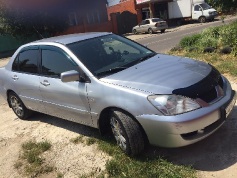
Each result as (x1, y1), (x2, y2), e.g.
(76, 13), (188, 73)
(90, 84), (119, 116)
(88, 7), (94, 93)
(148, 95), (201, 116)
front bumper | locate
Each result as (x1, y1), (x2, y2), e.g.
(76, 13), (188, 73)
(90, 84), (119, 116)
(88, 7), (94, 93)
(136, 86), (236, 148)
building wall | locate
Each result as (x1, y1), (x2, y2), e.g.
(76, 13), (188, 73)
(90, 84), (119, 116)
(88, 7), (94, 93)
(60, 0), (114, 35)
(61, 21), (113, 35)
(107, 0), (137, 20)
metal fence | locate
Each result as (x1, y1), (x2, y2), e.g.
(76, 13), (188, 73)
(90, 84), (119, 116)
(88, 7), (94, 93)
(0, 35), (38, 58)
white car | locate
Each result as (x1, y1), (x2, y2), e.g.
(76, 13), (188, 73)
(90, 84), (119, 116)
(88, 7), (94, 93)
(132, 18), (168, 34)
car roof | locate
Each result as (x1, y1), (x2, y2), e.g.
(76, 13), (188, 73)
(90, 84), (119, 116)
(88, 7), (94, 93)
(32, 32), (112, 45)
(145, 18), (162, 20)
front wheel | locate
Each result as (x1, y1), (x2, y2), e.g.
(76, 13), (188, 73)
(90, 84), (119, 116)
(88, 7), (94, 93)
(199, 16), (206, 23)
(133, 29), (137, 34)
(148, 28), (153, 34)
(8, 92), (32, 119)
(110, 110), (145, 156)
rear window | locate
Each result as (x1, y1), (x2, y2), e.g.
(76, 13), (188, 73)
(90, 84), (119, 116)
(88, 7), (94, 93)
(151, 18), (163, 22)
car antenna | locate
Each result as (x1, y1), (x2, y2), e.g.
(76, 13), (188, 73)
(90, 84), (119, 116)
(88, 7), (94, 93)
(33, 26), (44, 39)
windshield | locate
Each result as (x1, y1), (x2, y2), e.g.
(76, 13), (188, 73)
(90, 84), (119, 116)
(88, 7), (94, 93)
(199, 3), (211, 10)
(67, 34), (155, 77)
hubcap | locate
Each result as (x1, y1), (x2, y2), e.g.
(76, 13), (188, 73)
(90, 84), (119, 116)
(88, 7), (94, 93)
(10, 95), (24, 117)
(110, 117), (127, 151)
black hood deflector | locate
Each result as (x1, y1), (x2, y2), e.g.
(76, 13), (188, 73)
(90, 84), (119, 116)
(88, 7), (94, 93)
(173, 66), (222, 99)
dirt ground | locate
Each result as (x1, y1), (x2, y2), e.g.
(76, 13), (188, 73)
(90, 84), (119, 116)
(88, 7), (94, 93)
(0, 58), (110, 177)
(0, 58), (237, 178)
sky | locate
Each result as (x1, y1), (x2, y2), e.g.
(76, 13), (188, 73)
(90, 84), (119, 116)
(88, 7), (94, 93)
(107, 0), (120, 7)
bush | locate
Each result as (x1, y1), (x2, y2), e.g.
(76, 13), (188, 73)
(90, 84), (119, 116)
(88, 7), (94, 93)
(179, 34), (201, 49)
(178, 20), (237, 54)
(206, 0), (237, 13)
(218, 22), (237, 47)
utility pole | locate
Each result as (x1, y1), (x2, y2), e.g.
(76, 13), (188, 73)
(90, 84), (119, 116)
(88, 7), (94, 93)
(149, 1), (153, 18)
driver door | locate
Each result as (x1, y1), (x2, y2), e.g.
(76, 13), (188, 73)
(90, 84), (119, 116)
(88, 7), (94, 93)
(39, 46), (92, 126)
(192, 5), (203, 20)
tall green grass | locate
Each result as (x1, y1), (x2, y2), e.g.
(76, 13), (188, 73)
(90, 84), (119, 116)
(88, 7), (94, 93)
(179, 20), (237, 55)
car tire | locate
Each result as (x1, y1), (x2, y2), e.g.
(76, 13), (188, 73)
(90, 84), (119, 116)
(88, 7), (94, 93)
(161, 29), (166, 33)
(8, 92), (32, 120)
(199, 16), (206, 23)
(148, 28), (153, 34)
(133, 29), (137, 34)
(110, 110), (145, 156)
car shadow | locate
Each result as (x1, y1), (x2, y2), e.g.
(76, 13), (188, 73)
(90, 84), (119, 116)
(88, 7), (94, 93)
(28, 105), (237, 172)
(29, 112), (101, 139)
(143, 105), (237, 171)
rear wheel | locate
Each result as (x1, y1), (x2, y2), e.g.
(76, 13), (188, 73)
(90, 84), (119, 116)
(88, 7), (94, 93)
(8, 92), (32, 119)
(133, 29), (137, 34)
(110, 110), (145, 156)
(148, 28), (153, 34)
(161, 29), (166, 33)
(199, 16), (206, 23)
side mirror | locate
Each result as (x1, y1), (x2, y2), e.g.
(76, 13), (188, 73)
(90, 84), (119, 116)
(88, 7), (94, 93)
(61, 70), (80, 83)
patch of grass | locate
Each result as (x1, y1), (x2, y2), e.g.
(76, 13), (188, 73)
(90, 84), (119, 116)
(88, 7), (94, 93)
(14, 161), (23, 169)
(57, 172), (64, 178)
(179, 20), (237, 54)
(70, 135), (97, 146)
(81, 135), (196, 178)
(15, 140), (54, 177)
(70, 135), (84, 144)
(86, 138), (97, 146)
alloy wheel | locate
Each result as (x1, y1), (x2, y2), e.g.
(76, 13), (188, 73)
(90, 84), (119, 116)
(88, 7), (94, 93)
(110, 116), (127, 151)
(10, 95), (24, 117)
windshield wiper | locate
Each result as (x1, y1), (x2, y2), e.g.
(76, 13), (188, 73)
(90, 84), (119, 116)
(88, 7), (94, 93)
(138, 52), (156, 63)
(96, 66), (127, 77)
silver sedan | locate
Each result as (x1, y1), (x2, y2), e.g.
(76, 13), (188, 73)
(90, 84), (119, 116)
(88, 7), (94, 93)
(132, 18), (168, 34)
(0, 32), (236, 155)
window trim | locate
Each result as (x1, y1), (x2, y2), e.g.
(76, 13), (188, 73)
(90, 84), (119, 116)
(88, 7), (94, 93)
(39, 45), (79, 79)
(11, 46), (40, 75)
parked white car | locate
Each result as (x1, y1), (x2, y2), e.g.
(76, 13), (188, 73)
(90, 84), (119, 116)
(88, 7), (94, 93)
(132, 18), (168, 34)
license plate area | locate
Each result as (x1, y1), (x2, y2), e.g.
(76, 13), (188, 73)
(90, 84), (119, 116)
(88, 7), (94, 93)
(226, 92), (236, 118)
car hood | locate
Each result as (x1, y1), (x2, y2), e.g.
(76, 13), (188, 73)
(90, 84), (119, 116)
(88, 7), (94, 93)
(208, 8), (217, 12)
(100, 54), (217, 95)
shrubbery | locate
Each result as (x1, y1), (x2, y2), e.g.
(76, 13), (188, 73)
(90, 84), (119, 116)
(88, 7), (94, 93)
(178, 20), (237, 56)
(206, 0), (237, 13)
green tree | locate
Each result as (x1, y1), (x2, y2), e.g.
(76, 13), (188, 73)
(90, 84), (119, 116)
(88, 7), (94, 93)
(0, 0), (69, 38)
(206, 0), (237, 13)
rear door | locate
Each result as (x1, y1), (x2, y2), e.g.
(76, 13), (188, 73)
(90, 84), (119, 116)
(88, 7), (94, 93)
(144, 19), (151, 32)
(39, 46), (92, 125)
(10, 47), (45, 112)
(137, 20), (145, 33)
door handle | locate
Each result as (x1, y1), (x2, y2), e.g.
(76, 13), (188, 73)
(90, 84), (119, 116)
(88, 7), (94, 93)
(12, 75), (19, 80)
(40, 80), (50, 86)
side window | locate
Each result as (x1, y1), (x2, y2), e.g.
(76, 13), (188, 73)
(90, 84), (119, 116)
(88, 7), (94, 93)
(140, 20), (145, 25)
(145, 20), (150, 24)
(41, 49), (78, 78)
(13, 49), (39, 74)
(194, 5), (201, 11)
